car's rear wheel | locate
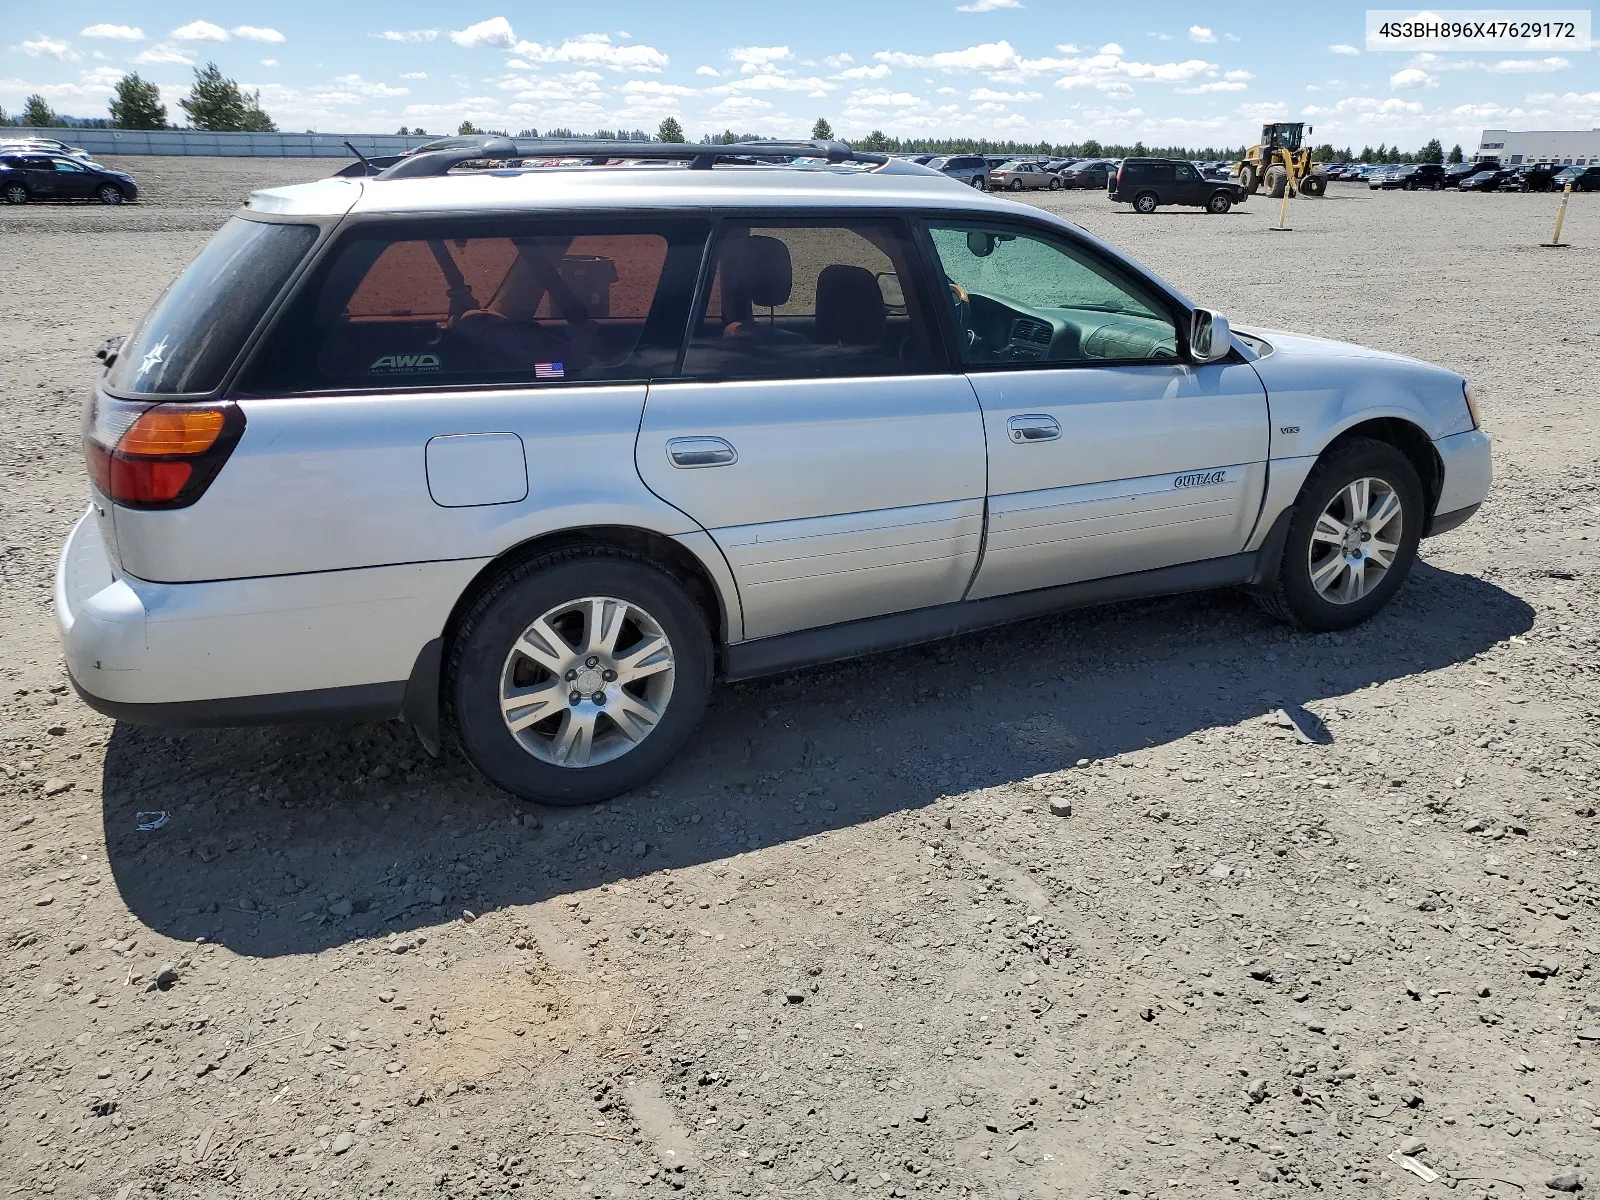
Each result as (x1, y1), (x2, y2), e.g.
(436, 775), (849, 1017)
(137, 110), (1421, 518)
(1255, 438), (1424, 632)
(97, 184), (125, 205)
(1206, 191), (1232, 214)
(1432, 180), (1442, 190)
(1133, 191), (1158, 214)
(448, 547), (714, 806)
(971, 175), (984, 188)
(3, 183), (27, 206)
(1007, 178), (1023, 191)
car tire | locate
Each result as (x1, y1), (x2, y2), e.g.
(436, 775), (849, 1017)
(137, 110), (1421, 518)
(1432, 180), (1442, 190)
(1254, 437), (1425, 633)
(1048, 177), (1061, 190)
(447, 546), (714, 806)
(97, 184), (125, 205)
(1206, 191), (1232, 214)
(1132, 192), (1158, 214)
(1007, 178), (1023, 191)
(3, 183), (27, 206)
(971, 175), (985, 189)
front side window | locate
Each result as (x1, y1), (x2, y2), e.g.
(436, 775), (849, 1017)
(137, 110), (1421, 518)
(681, 221), (937, 380)
(926, 223), (1179, 366)
(242, 220), (706, 393)
(53, 158), (87, 172)
(107, 216), (318, 396)
(1175, 163), (1198, 181)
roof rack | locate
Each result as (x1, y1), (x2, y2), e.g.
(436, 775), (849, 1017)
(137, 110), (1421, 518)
(372, 135), (890, 181)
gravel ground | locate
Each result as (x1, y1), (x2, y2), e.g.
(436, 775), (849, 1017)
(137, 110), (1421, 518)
(1, 157), (1598, 1200)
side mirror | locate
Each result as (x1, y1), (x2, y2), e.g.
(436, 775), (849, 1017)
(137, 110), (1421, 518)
(1189, 309), (1232, 363)
(966, 231), (996, 257)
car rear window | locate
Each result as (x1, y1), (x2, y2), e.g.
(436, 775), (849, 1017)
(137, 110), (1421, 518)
(106, 217), (317, 396)
(239, 219), (708, 393)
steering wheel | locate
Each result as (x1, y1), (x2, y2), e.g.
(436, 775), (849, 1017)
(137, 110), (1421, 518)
(948, 281), (982, 353)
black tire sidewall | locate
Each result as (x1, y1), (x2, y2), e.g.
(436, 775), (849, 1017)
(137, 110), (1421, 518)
(1134, 192), (1157, 213)
(1279, 443), (1425, 631)
(450, 556), (713, 806)
(1208, 193), (1230, 213)
(4, 185), (27, 205)
(99, 185), (123, 205)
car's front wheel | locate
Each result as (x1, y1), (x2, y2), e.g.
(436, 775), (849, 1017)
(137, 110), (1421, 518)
(448, 547), (714, 805)
(1133, 191), (1159, 214)
(97, 184), (125, 205)
(1206, 191), (1232, 214)
(1255, 437), (1425, 632)
(3, 183), (27, 206)
(1048, 177), (1061, 190)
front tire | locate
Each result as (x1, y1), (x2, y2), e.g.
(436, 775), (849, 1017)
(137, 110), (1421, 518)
(1255, 438), (1425, 632)
(448, 547), (714, 806)
(1266, 167), (1288, 198)
(3, 183), (27, 206)
(1048, 177), (1061, 190)
(1133, 191), (1158, 214)
(1206, 191), (1232, 214)
(1237, 163), (1257, 192)
(97, 184), (125, 205)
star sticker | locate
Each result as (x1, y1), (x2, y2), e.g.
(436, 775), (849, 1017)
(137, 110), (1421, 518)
(139, 337), (168, 378)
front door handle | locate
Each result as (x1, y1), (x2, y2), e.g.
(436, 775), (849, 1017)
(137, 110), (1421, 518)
(1007, 415), (1061, 443)
(667, 436), (738, 468)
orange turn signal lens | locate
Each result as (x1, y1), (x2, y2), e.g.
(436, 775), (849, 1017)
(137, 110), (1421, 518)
(118, 407), (227, 456)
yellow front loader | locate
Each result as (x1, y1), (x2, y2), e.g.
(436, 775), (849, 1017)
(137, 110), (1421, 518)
(1234, 122), (1326, 198)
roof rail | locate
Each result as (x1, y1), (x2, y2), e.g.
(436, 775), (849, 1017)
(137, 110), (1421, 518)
(370, 135), (889, 181)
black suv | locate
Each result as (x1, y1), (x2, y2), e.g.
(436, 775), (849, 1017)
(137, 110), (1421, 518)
(0, 153), (138, 205)
(1443, 159), (1498, 188)
(1551, 164), (1600, 192)
(1379, 163), (1446, 190)
(1108, 158), (1248, 214)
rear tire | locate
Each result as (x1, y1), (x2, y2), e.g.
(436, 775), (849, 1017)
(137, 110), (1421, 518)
(3, 183), (27, 206)
(971, 175), (985, 189)
(447, 547), (714, 806)
(97, 184), (125, 205)
(1008, 178), (1023, 192)
(1254, 437), (1425, 632)
(1206, 191), (1232, 214)
(1236, 163), (1257, 192)
(1266, 167), (1287, 199)
(1133, 191), (1158, 214)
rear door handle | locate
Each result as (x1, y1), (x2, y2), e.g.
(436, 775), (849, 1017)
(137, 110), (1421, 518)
(1008, 415), (1061, 443)
(666, 436), (738, 468)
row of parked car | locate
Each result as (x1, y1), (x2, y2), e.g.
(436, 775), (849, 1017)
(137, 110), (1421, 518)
(0, 136), (140, 205)
(912, 153), (1125, 192)
(1326, 158), (1600, 193)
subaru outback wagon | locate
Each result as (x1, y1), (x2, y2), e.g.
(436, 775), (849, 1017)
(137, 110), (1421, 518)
(57, 137), (1492, 805)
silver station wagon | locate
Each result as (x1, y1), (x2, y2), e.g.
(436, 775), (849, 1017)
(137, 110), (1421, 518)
(57, 137), (1492, 805)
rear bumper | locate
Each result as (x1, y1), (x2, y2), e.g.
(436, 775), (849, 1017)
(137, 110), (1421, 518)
(55, 508), (482, 726)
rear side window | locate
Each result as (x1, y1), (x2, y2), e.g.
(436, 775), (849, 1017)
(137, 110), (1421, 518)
(681, 221), (938, 381)
(107, 217), (317, 396)
(240, 220), (707, 393)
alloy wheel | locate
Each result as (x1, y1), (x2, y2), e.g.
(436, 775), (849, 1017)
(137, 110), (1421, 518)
(4, 184), (26, 205)
(499, 596), (675, 769)
(1307, 477), (1403, 604)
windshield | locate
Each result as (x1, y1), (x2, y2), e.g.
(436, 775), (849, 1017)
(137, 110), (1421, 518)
(106, 217), (317, 396)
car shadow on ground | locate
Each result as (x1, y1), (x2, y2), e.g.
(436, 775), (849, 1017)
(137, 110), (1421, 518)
(100, 560), (1533, 958)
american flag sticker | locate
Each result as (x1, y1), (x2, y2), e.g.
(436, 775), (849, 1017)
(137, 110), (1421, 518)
(535, 362), (565, 380)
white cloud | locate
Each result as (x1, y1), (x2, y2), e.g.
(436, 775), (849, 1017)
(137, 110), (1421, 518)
(1329, 44), (1360, 56)
(21, 36), (78, 61)
(835, 64), (892, 79)
(695, 65), (721, 77)
(232, 26), (284, 44)
(400, 71), (427, 79)
(81, 23), (143, 40)
(1148, 31), (1173, 41)
(850, 90), (923, 107)
(824, 54), (854, 67)
(1404, 51), (1571, 75)
(729, 45), (792, 68)
(956, 0), (1024, 11)
(512, 34), (669, 72)
(1175, 80), (1247, 94)
(450, 17), (517, 49)
(621, 79), (695, 96)
(135, 42), (195, 66)
(1188, 25), (1217, 44)
(1224, 69), (1254, 81)
(970, 86), (1040, 101)
(1488, 56), (1570, 73)
(712, 71), (835, 95)
(710, 95), (773, 116)
(373, 29), (438, 43)
(874, 40), (1022, 71)
(172, 20), (229, 42)
(1224, 33), (1240, 43)
(1390, 67), (1437, 89)
(260, 58), (279, 67)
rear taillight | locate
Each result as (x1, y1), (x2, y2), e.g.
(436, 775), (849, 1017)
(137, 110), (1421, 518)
(85, 394), (244, 509)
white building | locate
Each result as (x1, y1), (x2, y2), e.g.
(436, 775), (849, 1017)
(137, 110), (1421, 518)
(1476, 128), (1600, 166)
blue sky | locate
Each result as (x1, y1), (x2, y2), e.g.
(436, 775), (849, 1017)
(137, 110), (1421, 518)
(5, 2), (1597, 149)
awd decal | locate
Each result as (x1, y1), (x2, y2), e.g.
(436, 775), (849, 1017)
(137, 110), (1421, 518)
(1174, 469), (1227, 489)
(370, 353), (442, 373)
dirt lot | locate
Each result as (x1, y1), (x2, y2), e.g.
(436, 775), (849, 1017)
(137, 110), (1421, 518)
(1, 156), (1598, 1200)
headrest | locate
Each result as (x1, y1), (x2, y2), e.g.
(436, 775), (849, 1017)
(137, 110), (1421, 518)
(815, 264), (887, 345)
(722, 234), (792, 309)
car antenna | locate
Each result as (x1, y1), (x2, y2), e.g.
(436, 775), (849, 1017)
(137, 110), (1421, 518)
(343, 141), (377, 176)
